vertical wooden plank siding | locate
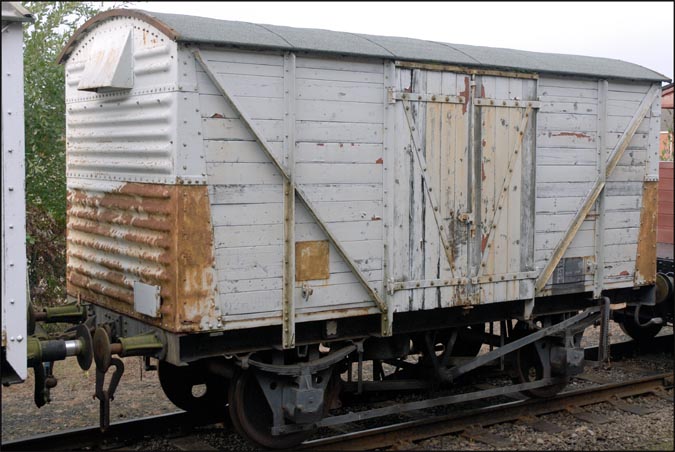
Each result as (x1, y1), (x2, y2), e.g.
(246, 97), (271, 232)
(424, 71), (442, 308)
(394, 68), (412, 311)
(519, 78), (537, 302)
(410, 69), (426, 311)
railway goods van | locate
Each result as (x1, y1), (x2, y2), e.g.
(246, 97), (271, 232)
(15, 9), (672, 448)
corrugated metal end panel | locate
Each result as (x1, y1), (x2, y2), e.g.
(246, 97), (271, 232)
(66, 183), (218, 333)
(65, 87), (176, 184)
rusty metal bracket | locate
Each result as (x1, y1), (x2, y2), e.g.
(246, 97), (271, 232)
(474, 98), (540, 109)
(388, 270), (539, 292)
(390, 90), (465, 104)
(193, 50), (390, 337)
(535, 84), (660, 293)
(478, 105), (533, 274)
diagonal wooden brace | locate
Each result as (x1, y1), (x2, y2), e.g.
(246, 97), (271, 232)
(193, 50), (391, 336)
(535, 84), (660, 293)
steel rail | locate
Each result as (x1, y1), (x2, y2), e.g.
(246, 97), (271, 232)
(1, 334), (671, 451)
(0, 411), (222, 451)
(300, 371), (674, 450)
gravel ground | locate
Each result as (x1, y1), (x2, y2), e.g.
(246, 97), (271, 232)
(1, 323), (672, 450)
(416, 392), (674, 451)
(1, 355), (178, 442)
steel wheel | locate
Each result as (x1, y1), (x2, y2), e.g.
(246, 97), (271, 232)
(618, 306), (663, 342)
(228, 370), (313, 449)
(514, 341), (568, 398)
(158, 361), (228, 416)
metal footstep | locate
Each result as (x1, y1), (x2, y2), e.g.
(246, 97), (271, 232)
(565, 405), (611, 424)
(461, 425), (512, 448)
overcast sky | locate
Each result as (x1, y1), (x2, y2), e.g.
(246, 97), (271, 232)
(133, 1), (674, 82)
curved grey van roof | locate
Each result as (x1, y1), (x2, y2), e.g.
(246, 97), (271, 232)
(58, 9), (670, 82)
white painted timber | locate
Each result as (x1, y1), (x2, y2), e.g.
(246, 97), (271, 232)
(60, 18), (662, 334)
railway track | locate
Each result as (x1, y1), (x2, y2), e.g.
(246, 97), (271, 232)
(2, 334), (672, 451)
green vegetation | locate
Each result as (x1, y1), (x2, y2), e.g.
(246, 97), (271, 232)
(21, 1), (126, 305)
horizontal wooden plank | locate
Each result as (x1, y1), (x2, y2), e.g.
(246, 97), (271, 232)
(535, 196), (641, 214)
(219, 270), (383, 294)
(296, 121), (383, 143)
(197, 72), (284, 98)
(535, 229), (592, 251)
(607, 115), (651, 134)
(606, 131), (650, 149)
(216, 242), (382, 281)
(607, 165), (645, 182)
(202, 117), (284, 141)
(208, 161), (383, 185)
(211, 200), (383, 226)
(535, 227), (640, 251)
(536, 181), (643, 198)
(607, 82), (651, 94)
(538, 86), (597, 99)
(536, 246), (594, 262)
(536, 148), (647, 167)
(295, 163), (382, 184)
(296, 78), (383, 103)
(219, 289), (281, 315)
(539, 101), (597, 115)
(536, 131), (596, 149)
(607, 99), (641, 117)
(209, 183), (383, 204)
(297, 99), (383, 123)
(537, 165), (596, 182)
(536, 244), (636, 266)
(214, 221), (383, 248)
(298, 282), (379, 309)
(537, 113), (597, 132)
(535, 211), (640, 233)
(201, 48), (284, 66)
(296, 66), (383, 84)
(538, 77), (599, 90)
(296, 56), (383, 74)
(207, 162), (282, 185)
(197, 60), (284, 77)
(537, 165), (644, 184)
(199, 95), (284, 120)
(537, 148), (596, 166)
(296, 142), (383, 163)
(205, 140), (283, 163)
(607, 90), (650, 102)
(536, 216), (595, 233)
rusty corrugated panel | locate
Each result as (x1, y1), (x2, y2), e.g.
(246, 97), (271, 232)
(66, 183), (217, 332)
(635, 181), (658, 286)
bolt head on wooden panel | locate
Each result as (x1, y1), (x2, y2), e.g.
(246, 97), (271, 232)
(296, 240), (329, 281)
